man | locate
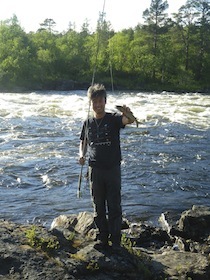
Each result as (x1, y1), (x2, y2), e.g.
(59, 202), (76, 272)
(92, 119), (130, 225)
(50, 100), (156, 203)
(79, 84), (133, 251)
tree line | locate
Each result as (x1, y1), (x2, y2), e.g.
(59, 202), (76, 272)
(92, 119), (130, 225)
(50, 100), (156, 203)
(0, 0), (210, 92)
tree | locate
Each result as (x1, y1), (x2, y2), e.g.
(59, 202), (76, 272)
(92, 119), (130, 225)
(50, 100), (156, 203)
(87, 12), (114, 83)
(39, 18), (57, 33)
(143, 0), (169, 80)
(191, 0), (210, 81)
(0, 7), (210, 92)
(109, 31), (130, 73)
(173, 1), (199, 72)
(0, 15), (32, 89)
(29, 29), (61, 86)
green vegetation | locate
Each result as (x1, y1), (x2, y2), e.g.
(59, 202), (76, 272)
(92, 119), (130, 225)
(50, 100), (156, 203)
(121, 233), (138, 254)
(0, 0), (210, 92)
(25, 225), (59, 254)
(86, 260), (100, 272)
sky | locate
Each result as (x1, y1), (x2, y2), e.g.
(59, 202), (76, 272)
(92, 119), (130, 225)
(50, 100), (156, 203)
(0, 0), (187, 33)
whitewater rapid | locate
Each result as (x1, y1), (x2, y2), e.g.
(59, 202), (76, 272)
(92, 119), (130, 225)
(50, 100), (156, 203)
(0, 90), (209, 226)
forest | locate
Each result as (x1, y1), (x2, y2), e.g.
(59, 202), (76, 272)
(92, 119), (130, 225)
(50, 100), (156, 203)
(0, 0), (210, 92)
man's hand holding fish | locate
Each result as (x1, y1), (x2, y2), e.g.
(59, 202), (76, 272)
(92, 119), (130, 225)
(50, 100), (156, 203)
(116, 105), (139, 127)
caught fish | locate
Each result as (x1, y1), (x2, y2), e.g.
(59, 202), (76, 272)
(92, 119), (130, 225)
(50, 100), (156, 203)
(116, 105), (139, 127)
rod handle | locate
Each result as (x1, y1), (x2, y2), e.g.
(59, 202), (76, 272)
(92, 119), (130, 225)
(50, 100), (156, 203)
(77, 165), (83, 198)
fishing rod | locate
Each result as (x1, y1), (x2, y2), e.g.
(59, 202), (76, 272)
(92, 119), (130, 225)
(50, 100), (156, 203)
(77, 0), (107, 198)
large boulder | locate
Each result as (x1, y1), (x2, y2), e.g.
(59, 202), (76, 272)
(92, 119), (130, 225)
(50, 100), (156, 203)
(152, 250), (209, 280)
(178, 205), (210, 240)
(50, 212), (97, 240)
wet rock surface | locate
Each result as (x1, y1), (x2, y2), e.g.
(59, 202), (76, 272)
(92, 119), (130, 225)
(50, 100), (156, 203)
(0, 205), (210, 280)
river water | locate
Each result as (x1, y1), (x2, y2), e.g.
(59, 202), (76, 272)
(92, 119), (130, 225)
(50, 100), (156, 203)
(0, 90), (209, 227)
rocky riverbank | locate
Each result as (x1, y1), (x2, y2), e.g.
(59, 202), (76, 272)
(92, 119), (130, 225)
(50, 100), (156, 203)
(0, 205), (210, 280)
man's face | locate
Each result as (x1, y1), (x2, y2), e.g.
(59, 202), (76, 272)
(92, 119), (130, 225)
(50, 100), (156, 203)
(92, 96), (106, 116)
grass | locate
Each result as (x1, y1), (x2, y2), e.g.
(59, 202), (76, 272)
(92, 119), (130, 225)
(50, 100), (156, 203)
(25, 225), (59, 254)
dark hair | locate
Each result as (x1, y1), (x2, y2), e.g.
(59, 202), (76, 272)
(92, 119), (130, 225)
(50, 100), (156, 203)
(87, 84), (107, 102)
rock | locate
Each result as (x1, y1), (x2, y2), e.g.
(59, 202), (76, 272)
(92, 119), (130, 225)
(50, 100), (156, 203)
(74, 212), (96, 237)
(0, 206), (210, 279)
(50, 214), (78, 230)
(0, 220), (73, 280)
(152, 251), (209, 280)
(123, 222), (172, 250)
(51, 212), (97, 240)
(178, 205), (210, 240)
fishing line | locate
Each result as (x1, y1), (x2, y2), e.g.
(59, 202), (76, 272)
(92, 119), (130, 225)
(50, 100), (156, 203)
(109, 35), (114, 93)
(78, 0), (107, 198)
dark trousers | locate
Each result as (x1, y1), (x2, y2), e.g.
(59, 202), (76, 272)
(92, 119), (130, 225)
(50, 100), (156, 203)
(89, 165), (122, 245)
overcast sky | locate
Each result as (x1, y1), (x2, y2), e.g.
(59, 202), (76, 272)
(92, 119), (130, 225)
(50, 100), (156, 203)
(0, 0), (187, 32)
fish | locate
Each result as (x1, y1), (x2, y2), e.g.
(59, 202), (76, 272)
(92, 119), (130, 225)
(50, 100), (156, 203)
(116, 105), (139, 127)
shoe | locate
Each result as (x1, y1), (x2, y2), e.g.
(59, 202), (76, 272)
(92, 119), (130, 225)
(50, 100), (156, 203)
(94, 240), (109, 251)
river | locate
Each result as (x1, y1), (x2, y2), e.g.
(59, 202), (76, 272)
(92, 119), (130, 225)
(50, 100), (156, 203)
(0, 90), (209, 227)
